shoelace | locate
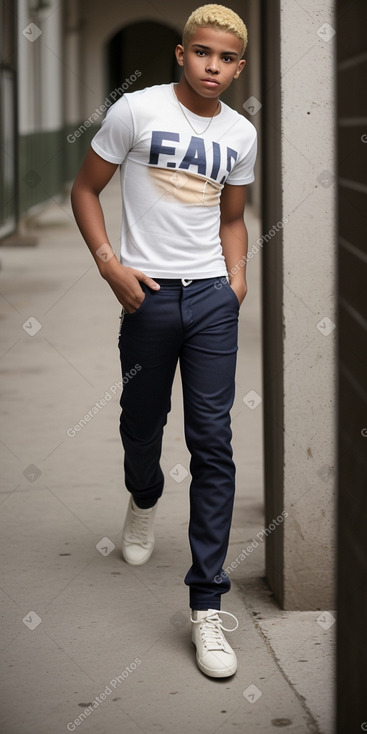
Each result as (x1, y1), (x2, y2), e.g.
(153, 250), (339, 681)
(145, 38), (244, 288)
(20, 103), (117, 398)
(126, 506), (151, 547)
(190, 610), (239, 650)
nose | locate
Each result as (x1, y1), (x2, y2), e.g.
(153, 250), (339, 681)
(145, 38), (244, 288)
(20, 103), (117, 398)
(205, 56), (220, 74)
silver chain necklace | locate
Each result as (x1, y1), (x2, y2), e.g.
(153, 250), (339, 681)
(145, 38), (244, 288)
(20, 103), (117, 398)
(173, 85), (220, 135)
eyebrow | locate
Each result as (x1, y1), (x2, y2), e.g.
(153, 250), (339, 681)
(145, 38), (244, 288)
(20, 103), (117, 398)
(192, 43), (239, 58)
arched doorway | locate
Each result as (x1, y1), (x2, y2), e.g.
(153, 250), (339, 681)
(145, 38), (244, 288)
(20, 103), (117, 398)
(106, 20), (181, 99)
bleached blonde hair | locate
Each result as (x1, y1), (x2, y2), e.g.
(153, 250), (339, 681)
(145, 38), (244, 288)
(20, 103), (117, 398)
(182, 4), (248, 56)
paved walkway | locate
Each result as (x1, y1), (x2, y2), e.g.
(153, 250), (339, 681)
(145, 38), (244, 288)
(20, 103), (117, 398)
(0, 177), (334, 733)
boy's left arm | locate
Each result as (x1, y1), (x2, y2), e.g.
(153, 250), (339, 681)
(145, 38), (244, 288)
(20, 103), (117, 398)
(219, 183), (248, 305)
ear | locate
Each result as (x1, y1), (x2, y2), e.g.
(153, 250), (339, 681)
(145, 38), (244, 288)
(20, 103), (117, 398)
(175, 44), (185, 67)
(233, 59), (246, 79)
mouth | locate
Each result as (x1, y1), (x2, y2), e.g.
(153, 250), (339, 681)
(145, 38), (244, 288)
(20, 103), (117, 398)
(201, 79), (220, 88)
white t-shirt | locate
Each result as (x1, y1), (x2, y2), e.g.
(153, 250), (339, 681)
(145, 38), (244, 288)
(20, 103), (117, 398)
(91, 83), (257, 279)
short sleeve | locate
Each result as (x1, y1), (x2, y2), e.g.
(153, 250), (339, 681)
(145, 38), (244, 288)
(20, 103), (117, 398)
(91, 95), (134, 164)
(226, 128), (257, 186)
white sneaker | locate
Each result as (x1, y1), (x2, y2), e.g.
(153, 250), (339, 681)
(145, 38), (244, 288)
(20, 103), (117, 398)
(121, 496), (157, 565)
(191, 609), (238, 678)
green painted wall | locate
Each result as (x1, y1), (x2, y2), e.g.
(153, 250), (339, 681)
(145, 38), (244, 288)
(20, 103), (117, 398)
(64, 123), (99, 183)
(18, 124), (99, 215)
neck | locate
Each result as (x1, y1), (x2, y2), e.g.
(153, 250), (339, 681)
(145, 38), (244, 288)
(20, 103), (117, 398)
(174, 76), (220, 117)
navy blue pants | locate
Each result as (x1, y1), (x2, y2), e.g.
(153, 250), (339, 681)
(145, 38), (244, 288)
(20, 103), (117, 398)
(118, 277), (239, 610)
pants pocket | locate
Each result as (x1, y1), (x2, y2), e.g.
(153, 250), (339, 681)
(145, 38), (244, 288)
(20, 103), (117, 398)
(224, 280), (240, 309)
(123, 285), (150, 317)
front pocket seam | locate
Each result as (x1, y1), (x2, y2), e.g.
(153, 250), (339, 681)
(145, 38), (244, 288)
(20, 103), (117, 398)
(224, 281), (240, 308)
(124, 289), (149, 317)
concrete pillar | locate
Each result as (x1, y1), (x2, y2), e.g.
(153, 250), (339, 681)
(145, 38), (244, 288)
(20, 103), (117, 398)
(18, 0), (38, 134)
(262, 0), (336, 609)
(39, 0), (63, 131)
(18, 0), (63, 132)
(238, 0), (262, 215)
(64, 0), (82, 126)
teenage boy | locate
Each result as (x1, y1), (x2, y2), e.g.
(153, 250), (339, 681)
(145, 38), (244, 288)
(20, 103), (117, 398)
(71, 4), (257, 678)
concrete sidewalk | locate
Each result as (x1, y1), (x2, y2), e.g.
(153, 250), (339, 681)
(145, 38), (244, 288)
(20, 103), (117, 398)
(0, 176), (334, 734)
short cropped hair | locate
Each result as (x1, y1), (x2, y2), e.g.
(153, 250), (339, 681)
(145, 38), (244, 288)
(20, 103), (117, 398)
(182, 4), (248, 56)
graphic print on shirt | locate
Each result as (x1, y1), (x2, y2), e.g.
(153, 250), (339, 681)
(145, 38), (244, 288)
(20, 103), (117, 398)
(148, 130), (239, 206)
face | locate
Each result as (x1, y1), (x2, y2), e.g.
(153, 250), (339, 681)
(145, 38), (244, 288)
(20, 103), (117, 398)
(175, 26), (246, 99)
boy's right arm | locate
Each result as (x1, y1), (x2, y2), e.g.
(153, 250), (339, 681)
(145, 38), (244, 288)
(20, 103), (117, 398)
(71, 147), (160, 312)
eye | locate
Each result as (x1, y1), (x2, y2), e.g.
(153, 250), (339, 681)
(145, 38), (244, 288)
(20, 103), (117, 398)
(223, 56), (234, 63)
(195, 49), (206, 57)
